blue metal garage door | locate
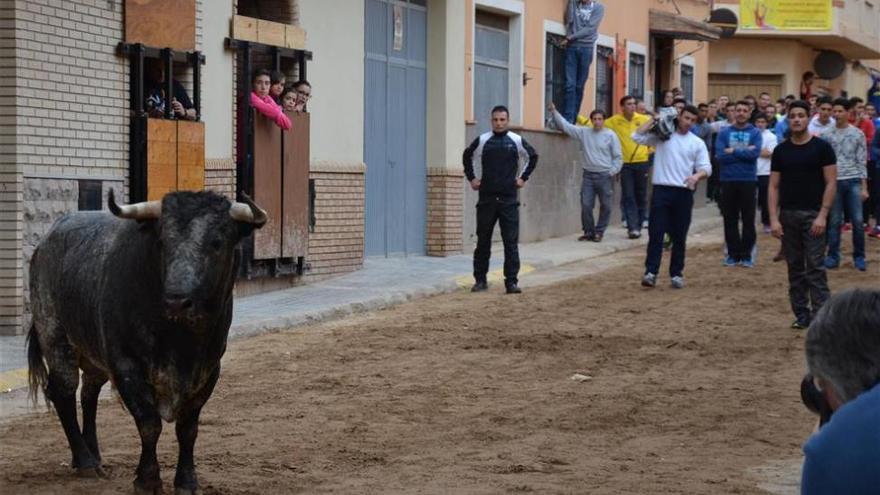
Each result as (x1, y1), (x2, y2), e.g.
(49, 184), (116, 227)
(364, 0), (427, 256)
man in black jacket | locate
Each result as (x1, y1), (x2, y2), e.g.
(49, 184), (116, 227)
(463, 105), (539, 294)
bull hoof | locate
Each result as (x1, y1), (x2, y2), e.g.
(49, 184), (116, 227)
(133, 481), (165, 495)
(76, 465), (107, 478)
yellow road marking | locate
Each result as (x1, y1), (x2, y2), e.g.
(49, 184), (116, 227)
(0, 368), (28, 393)
(454, 263), (535, 288)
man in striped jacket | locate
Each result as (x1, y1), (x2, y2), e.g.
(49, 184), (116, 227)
(463, 105), (539, 294)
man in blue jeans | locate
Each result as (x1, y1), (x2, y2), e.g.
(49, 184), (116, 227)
(715, 100), (762, 267)
(605, 95), (652, 238)
(821, 98), (868, 271)
(550, 103), (622, 242)
(632, 105), (712, 289)
(562, 0), (605, 123)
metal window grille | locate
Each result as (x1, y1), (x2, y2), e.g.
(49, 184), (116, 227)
(595, 45), (614, 117)
(544, 33), (566, 127)
(681, 63), (694, 103)
(628, 53), (645, 101)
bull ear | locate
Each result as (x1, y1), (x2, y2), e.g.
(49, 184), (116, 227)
(229, 192), (268, 228)
(108, 189), (161, 220)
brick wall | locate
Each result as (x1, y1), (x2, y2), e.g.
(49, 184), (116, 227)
(205, 158), (236, 199)
(8, 0), (130, 335)
(426, 169), (464, 256)
(0, 0), (23, 335)
(306, 164), (365, 279)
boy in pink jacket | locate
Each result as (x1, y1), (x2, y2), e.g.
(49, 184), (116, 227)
(250, 69), (292, 130)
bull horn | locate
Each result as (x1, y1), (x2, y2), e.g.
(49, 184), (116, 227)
(108, 189), (161, 220)
(229, 192), (268, 226)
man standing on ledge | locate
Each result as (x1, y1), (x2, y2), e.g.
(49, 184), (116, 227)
(463, 105), (539, 294)
(632, 105), (712, 289)
(561, 0), (605, 123)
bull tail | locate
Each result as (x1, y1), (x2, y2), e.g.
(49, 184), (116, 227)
(26, 323), (49, 407)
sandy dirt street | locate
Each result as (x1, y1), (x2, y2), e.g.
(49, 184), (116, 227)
(1, 234), (877, 494)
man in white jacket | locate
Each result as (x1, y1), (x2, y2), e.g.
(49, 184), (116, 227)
(550, 102), (622, 242)
(632, 105), (712, 289)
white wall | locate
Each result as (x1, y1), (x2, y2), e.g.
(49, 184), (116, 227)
(427, 0), (466, 171)
(298, 0), (365, 167)
(202, 0), (234, 159)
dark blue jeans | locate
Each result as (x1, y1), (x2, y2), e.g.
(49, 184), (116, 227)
(562, 45), (594, 123)
(827, 178), (866, 263)
(620, 162), (650, 233)
(874, 162), (880, 223)
(581, 171), (614, 235)
(720, 181), (757, 262)
(645, 186), (694, 278)
(780, 209), (829, 323)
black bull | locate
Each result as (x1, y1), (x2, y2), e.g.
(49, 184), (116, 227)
(27, 190), (266, 494)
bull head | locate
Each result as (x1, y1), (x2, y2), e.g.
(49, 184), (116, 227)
(108, 189), (268, 226)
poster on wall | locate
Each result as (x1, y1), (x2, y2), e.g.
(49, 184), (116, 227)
(739, 0), (832, 31)
(393, 5), (404, 51)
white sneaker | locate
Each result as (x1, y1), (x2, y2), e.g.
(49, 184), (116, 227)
(641, 272), (657, 288)
(670, 276), (685, 289)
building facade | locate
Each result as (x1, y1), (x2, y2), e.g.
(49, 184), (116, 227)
(0, 0), (719, 335)
(0, 0), (467, 335)
(456, 0), (718, 246)
(709, 0), (880, 102)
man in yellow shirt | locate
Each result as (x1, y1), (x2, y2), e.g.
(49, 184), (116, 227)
(605, 95), (652, 238)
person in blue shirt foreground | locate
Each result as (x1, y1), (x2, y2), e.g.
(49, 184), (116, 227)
(801, 288), (880, 494)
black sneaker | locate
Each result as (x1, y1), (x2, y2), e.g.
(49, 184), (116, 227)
(471, 281), (488, 293)
(505, 284), (522, 294)
(791, 319), (809, 330)
(578, 233), (594, 241)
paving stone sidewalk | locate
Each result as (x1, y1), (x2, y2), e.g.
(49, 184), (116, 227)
(0, 207), (722, 392)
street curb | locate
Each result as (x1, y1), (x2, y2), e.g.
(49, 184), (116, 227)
(229, 214), (721, 341)
(1, 214), (723, 394)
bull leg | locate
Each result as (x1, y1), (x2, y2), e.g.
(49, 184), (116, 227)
(44, 340), (101, 475)
(174, 368), (220, 495)
(80, 366), (108, 474)
(113, 371), (164, 494)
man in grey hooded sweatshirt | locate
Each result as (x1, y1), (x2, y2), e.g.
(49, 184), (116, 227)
(562, 0), (605, 123)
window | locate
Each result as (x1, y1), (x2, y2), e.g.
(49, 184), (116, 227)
(237, 0), (296, 25)
(595, 45), (614, 117)
(628, 53), (645, 101)
(680, 63), (694, 103)
(473, 10), (510, 132)
(78, 180), (102, 211)
(544, 33), (566, 128)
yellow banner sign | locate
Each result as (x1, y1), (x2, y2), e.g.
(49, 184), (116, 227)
(739, 0), (832, 31)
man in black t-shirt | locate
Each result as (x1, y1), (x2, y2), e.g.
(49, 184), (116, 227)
(768, 100), (838, 329)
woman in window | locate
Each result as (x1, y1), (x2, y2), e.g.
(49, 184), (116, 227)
(270, 70), (286, 104)
(251, 69), (292, 130)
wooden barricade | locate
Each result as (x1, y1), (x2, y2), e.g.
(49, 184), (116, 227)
(251, 110), (310, 262)
(145, 119), (205, 201)
(253, 112), (284, 260)
(283, 112), (310, 259)
(125, 0), (196, 52)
